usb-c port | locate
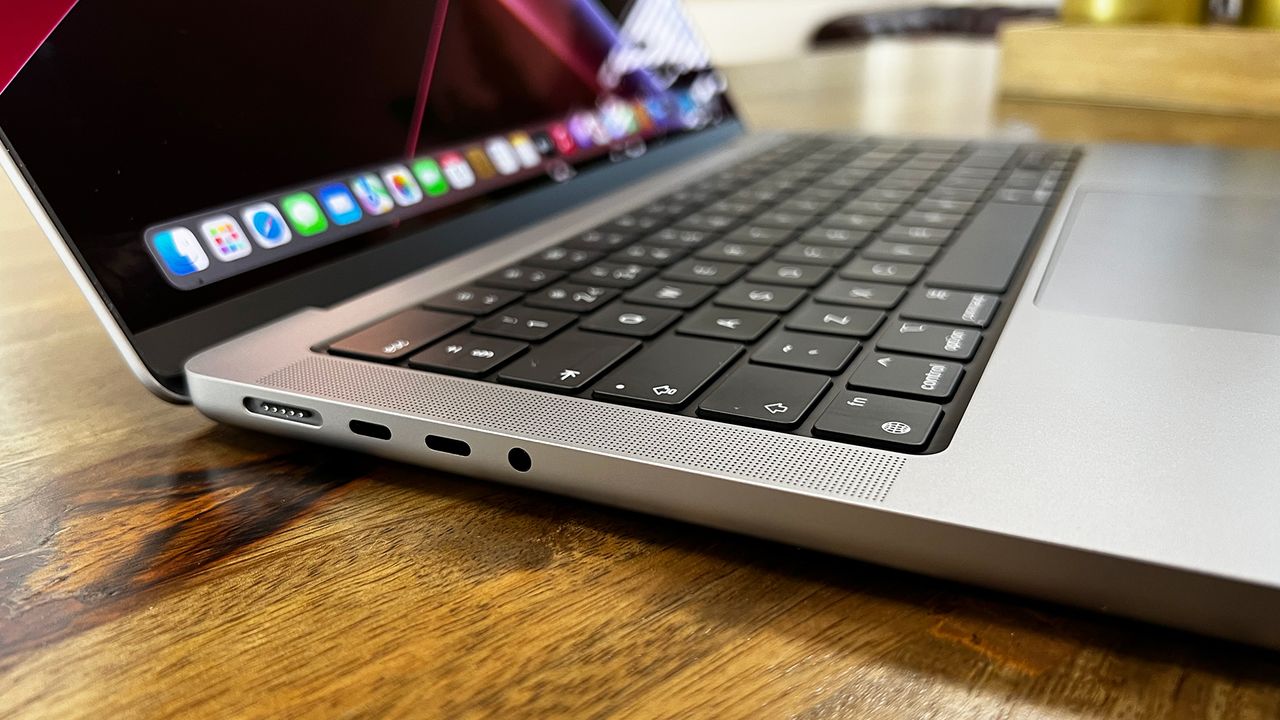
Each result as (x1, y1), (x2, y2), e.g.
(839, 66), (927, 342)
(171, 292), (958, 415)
(426, 435), (471, 456)
(349, 420), (392, 440)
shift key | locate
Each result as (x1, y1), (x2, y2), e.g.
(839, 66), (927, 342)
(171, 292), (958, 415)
(329, 309), (471, 362)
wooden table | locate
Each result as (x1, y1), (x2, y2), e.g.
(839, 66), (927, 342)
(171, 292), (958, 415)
(3, 42), (1279, 719)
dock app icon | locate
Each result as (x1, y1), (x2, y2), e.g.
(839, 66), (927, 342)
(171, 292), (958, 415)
(151, 227), (209, 276)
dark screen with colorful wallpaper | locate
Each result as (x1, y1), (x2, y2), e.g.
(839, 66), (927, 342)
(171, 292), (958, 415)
(0, 0), (729, 332)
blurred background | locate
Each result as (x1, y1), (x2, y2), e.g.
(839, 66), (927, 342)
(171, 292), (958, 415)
(686, 0), (1054, 63)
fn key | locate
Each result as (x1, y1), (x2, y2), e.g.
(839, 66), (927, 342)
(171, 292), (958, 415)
(814, 391), (941, 449)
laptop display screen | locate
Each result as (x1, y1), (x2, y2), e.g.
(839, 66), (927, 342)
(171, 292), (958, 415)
(0, 0), (731, 334)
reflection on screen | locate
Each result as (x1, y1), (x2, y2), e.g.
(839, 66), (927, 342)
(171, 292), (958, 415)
(0, 0), (730, 326)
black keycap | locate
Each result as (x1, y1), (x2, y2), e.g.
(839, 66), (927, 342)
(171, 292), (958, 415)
(526, 246), (602, 271)
(926, 202), (1044, 292)
(777, 198), (833, 214)
(579, 302), (681, 338)
(773, 243), (853, 267)
(861, 241), (940, 263)
(752, 210), (814, 231)
(914, 198), (975, 214)
(594, 336), (742, 410)
(751, 330), (860, 373)
(424, 286), (522, 315)
(877, 320), (981, 361)
(661, 258), (749, 286)
(899, 287), (1000, 328)
(715, 282), (807, 313)
(843, 199), (904, 216)
(329, 309), (471, 362)
(838, 259), (924, 285)
(993, 188), (1052, 205)
(571, 262), (655, 288)
(564, 229), (633, 251)
(698, 365), (831, 430)
(813, 391), (942, 449)
(677, 306), (777, 342)
(407, 333), (527, 377)
(799, 227), (869, 248)
(677, 212), (741, 233)
(822, 213), (888, 233)
(724, 225), (795, 246)
(938, 176), (990, 191)
(610, 244), (686, 267)
(646, 227), (716, 249)
(472, 306), (576, 341)
(926, 186), (983, 203)
(526, 283), (618, 313)
(476, 266), (564, 292)
(880, 225), (953, 245)
(600, 214), (663, 234)
(814, 278), (906, 309)
(746, 261), (831, 288)
(623, 279), (716, 309)
(848, 353), (964, 401)
(696, 241), (775, 264)
(785, 301), (884, 338)
(498, 330), (640, 392)
(707, 199), (760, 216)
(899, 211), (965, 229)
(858, 187), (914, 203)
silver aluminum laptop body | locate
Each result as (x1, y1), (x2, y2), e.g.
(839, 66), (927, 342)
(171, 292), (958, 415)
(178, 137), (1280, 650)
(5, 6), (1279, 650)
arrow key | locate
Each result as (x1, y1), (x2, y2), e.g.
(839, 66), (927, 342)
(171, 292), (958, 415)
(594, 336), (742, 410)
(498, 330), (640, 392)
(698, 365), (831, 430)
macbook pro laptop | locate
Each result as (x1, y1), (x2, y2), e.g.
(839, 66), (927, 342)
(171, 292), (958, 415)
(4, 1), (1280, 649)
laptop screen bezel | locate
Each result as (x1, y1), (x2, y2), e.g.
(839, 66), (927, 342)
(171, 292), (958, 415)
(1, 118), (746, 398)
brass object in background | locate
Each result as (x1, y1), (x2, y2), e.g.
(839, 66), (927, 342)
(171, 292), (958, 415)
(1243, 0), (1280, 27)
(1062, 0), (1206, 24)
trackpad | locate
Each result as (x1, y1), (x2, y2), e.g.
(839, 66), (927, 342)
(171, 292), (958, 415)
(1037, 191), (1280, 335)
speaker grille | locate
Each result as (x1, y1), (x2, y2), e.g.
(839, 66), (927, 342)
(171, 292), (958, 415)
(260, 355), (904, 503)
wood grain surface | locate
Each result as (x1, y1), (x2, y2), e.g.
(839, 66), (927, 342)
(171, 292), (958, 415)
(3, 43), (1280, 719)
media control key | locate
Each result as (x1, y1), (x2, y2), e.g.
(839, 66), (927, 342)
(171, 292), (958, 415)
(329, 309), (471, 363)
(594, 336), (743, 410)
(813, 391), (942, 449)
(698, 365), (832, 430)
(498, 330), (640, 392)
(848, 353), (964, 401)
(877, 320), (981, 361)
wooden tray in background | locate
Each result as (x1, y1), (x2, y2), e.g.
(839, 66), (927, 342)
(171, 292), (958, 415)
(999, 22), (1280, 117)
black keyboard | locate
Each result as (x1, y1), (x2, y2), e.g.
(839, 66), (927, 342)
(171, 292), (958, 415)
(324, 136), (1078, 454)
